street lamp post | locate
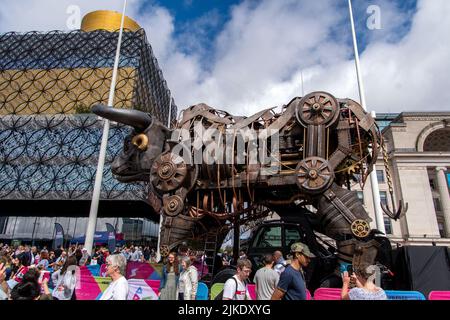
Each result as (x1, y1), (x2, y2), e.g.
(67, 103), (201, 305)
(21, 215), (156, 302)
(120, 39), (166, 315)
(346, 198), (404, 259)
(348, 0), (385, 234)
(84, 0), (128, 255)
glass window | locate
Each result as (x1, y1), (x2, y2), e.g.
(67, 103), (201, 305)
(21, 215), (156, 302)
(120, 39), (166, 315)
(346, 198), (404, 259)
(357, 191), (364, 204)
(253, 226), (282, 248)
(429, 179), (436, 190)
(377, 170), (385, 183)
(0, 217), (8, 235)
(438, 223), (446, 238)
(380, 191), (388, 207)
(433, 198), (442, 212)
(284, 226), (302, 248)
(384, 216), (392, 235)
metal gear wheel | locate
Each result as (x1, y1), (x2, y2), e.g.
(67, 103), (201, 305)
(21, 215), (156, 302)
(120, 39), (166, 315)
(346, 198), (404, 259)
(296, 157), (334, 194)
(351, 219), (370, 238)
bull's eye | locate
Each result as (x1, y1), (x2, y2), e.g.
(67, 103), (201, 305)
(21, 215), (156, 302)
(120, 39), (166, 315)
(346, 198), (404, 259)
(131, 134), (149, 151)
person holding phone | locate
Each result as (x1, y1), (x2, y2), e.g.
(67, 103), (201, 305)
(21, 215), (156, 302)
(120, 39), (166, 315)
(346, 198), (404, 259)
(341, 264), (387, 300)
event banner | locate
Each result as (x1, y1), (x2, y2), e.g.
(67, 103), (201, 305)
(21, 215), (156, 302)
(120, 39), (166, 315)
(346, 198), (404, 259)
(105, 223), (116, 253)
(52, 223), (64, 250)
(126, 261), (162, 280)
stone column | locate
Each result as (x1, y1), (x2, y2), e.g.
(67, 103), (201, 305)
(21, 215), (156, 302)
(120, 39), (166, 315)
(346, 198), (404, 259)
(436, 167), (450, 238)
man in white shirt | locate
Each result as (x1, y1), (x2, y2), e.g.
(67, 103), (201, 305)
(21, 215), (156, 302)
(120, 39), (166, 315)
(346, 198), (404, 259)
(223, 258), (252, 300)
(100, 254), (129, 300)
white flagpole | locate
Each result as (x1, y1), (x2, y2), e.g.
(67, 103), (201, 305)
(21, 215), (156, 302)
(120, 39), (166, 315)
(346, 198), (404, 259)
(85, 0), (128, 255)
(155, 93), (173, 262)
(348, 0), (385, 234)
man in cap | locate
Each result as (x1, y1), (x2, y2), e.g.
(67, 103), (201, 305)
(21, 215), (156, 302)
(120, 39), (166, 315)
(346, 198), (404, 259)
(79, 248), (91, 266)
(271, 242), (315, 300)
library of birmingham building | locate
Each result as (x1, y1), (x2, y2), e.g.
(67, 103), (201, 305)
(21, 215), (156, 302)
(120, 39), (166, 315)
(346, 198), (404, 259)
(0, 11), (449, 248)
(0, 12), (176, 246)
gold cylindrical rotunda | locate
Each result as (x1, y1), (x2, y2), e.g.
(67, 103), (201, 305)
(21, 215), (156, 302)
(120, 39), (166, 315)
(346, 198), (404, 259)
(81, 10), (141, 32)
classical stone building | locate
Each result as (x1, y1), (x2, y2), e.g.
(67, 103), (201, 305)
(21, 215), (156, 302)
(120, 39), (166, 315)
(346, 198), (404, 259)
(355, 112), (450, 247)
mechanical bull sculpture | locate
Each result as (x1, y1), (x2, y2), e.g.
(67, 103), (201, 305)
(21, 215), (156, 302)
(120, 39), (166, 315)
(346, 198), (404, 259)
(93, 91), (405, 276)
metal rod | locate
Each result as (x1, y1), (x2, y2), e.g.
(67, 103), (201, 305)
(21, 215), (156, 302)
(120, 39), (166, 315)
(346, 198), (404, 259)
(85, 0), (128, 255)
(348, 0), (385, 234)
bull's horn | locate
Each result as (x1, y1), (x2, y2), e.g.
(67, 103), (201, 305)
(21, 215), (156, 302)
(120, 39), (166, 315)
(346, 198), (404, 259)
(92, 104), (152, 131)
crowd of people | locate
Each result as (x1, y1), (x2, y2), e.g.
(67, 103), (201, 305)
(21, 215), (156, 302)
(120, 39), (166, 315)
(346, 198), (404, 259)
(0, 241), (386, 300)
(0, 242), (210, 300)
(226, 242), (386, 301)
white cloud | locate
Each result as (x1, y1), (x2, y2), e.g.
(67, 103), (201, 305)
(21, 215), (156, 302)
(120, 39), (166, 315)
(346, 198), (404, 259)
(160, 0), (450, 115)
(1, 0), (449, 115)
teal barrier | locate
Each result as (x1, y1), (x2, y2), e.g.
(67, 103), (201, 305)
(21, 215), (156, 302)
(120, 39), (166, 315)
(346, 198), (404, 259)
(385, 290), (426, 300)
(196, 282), (209, 300)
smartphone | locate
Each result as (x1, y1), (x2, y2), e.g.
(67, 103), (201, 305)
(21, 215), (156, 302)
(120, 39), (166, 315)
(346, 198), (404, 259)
(346, 265), (353, 275)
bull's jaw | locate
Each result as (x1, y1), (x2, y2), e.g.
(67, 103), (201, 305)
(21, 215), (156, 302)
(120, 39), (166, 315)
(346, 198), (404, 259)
(113, 171), (150, 183)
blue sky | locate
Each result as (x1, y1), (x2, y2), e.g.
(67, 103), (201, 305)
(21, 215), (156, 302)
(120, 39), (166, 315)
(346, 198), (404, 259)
(0, 0), (448, 115)
(140, 0), (418, 64)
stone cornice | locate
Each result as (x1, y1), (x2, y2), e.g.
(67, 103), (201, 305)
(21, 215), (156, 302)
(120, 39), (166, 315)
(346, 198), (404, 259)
(394, 112), (450, 122)
(390, 151), (450, 157)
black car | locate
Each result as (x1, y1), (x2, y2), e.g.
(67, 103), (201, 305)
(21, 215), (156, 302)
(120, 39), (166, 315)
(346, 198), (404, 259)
(245, 219), (340, 291)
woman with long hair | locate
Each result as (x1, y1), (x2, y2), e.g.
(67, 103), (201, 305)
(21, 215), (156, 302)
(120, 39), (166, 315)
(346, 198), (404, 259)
(51, 255), (78, 300)
(7, 253), (31, 290)
(158, 252), (181, 300)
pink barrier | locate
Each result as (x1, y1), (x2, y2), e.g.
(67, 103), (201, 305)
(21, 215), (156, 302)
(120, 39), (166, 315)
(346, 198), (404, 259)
(428, 291), (450, 300)
(247, 284), (311, 300)
(313, 288), (341, 300)
(247, 284), (256, 300)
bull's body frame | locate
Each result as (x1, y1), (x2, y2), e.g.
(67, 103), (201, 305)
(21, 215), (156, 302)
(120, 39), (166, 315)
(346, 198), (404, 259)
(93, 91), (401, 284)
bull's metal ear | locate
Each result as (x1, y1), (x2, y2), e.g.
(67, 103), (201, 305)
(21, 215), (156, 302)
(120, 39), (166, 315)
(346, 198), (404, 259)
(91, 104), (152, 132)
(132, 134), (149, 151)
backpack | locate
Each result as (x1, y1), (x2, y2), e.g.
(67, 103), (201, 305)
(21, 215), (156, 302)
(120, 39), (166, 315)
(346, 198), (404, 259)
(214, 277), (239, 300)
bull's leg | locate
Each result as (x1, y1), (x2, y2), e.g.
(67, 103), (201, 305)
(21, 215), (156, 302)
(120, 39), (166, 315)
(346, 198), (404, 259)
(159, 213), (226, 257)
(316, 183), (381, 273)
(159, 214), (199, 255)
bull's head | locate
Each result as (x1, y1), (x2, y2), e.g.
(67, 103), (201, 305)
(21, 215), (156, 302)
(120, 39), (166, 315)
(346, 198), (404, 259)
(92, 105), (170, 182)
